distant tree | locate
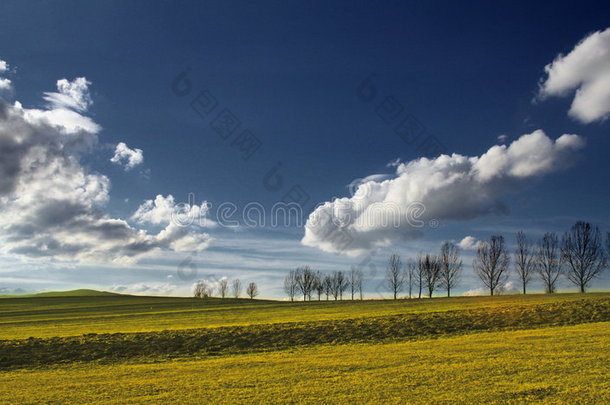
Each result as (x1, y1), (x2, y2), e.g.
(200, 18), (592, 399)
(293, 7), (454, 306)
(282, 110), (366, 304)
(561, 222), (607, 293)
(356, 269), (364, 300)
(193, 280), (210, 298)
(332, 271), (349, 300)
(473, 235), (510, 296)
(232, 278), (242, 298)
(283, 271), (298, 301)
(536, 232), (562, 293)
(415, 254), (425, 299)
(420, 254), (441, 298)
(295, 265), (315, 301)
(246, 282), (258, 299)
(314, 271), (325, 301)
(514, 231), (535, 294)
(218, 278), (229, 299)
(439, 242), (462, 297)
(348, 266), (357, 300)
(407, 260), (416, 299)
(385, 254), (405, 299)
(323, 274), (333, 300)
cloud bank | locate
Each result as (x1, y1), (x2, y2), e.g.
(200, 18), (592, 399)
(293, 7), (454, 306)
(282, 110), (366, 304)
(302, 130), (584, 256)
(537, 28), (610, 123)
(0, 61), (211, 263)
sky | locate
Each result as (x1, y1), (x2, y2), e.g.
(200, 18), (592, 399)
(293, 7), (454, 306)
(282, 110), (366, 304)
(1, 0), (610, 298)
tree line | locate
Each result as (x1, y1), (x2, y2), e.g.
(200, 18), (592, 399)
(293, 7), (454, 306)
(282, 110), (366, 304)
(283, 221), (609, 300)
(283, 265), (364, 301)
(193, 278), (259, 299)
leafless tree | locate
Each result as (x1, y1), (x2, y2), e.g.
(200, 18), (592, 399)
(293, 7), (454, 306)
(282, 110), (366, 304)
(514, 231), (535, 294)
(415, 254), (425, 298)
(385, 254), (405, 299)
(295, 265), (315, 301)
(536, 232), (562, 293)
(348, 266), (357, 300)
(439, 242), (462, 297)
(420, 254), (441, 298)
(407, 260), (416, 298)
(246, 282), (258, 299)
(218, 278), (229, 298)
(561, 222), (607, 293)
(473, 235), (510, 296)
(323, 274), (332, 300)
(232, 278), (242, 298)
(284, 271), (298, 301)
(314, 271), (324, 301)
(193, 280), (210, 298)
(356, 269), (364, 300)
(332, 270), (349, 300)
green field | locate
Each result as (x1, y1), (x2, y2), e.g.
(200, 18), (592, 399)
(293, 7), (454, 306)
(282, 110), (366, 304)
(0, 292), (609, 403)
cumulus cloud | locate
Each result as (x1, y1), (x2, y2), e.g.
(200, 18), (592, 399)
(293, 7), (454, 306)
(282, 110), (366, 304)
(302, 130), (584, 256)
(110, 142), (144, 170)
(132, 194), (215, 228)
(537, 28), (610, 123)
(0, 62), (212, 263)
(0, 59), (11, 91)
(458, 236), (479, 250)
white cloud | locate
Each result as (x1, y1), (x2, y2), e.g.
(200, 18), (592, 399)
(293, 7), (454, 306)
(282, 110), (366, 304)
(537, 28), (610, 123)
(110, 142), (144, 170)
(132, 194), (215, 228)
(463, 287), (487, 297)
(458, 236), (478, 250)
(111, 282), (179, 296)
(43, 77), (93, 112)
(497, 134), (507, 143)
(302, 130), (584, 256)
(0, 67), (212, 263)
(0, 59), (12, 91)
(18, 77), (101, 134)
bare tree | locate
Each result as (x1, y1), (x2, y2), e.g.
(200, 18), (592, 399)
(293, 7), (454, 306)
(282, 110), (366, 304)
(385, 254), (405, 299)
(348, 266), (357, 300)
(356, 269), (364, 300)
(561, 221), (607, 293)
(407, 260), (416, 299)
(314, 271), (324, 301)
(323, 274), (332, 300)
(332, 271), (349, 300)
(246, 282), (258, 299)
(193, 280), (210, 298)
(473, 235), (510, 296)
(439, 242), (462, 297)
(420, 254), (441, 298)
(415, 254), (425, 298)
(514, 231), (535, 294)
(218, 278), (229, 299)
(283, 271), (298, 301)
(536, 232), (562, 293)
(295, 265), (315, 301)
(232, 278), (242, 298)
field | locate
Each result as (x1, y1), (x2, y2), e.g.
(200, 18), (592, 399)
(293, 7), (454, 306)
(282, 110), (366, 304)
(0, 292), (609, 403)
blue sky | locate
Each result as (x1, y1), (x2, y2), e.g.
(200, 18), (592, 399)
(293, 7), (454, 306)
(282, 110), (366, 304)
(0, 0), (609, 298)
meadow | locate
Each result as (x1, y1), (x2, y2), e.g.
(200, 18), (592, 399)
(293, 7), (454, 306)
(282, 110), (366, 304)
(0, 291), (608, 403)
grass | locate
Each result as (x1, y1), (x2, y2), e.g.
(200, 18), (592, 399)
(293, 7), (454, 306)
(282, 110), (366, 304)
(0, 292), (608, 403)
(1, 291), (607, 339)
(0, 322), (607, 404)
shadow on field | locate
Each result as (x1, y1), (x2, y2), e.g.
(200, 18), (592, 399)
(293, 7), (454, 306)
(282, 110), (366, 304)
(0, 298), (608, 369)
